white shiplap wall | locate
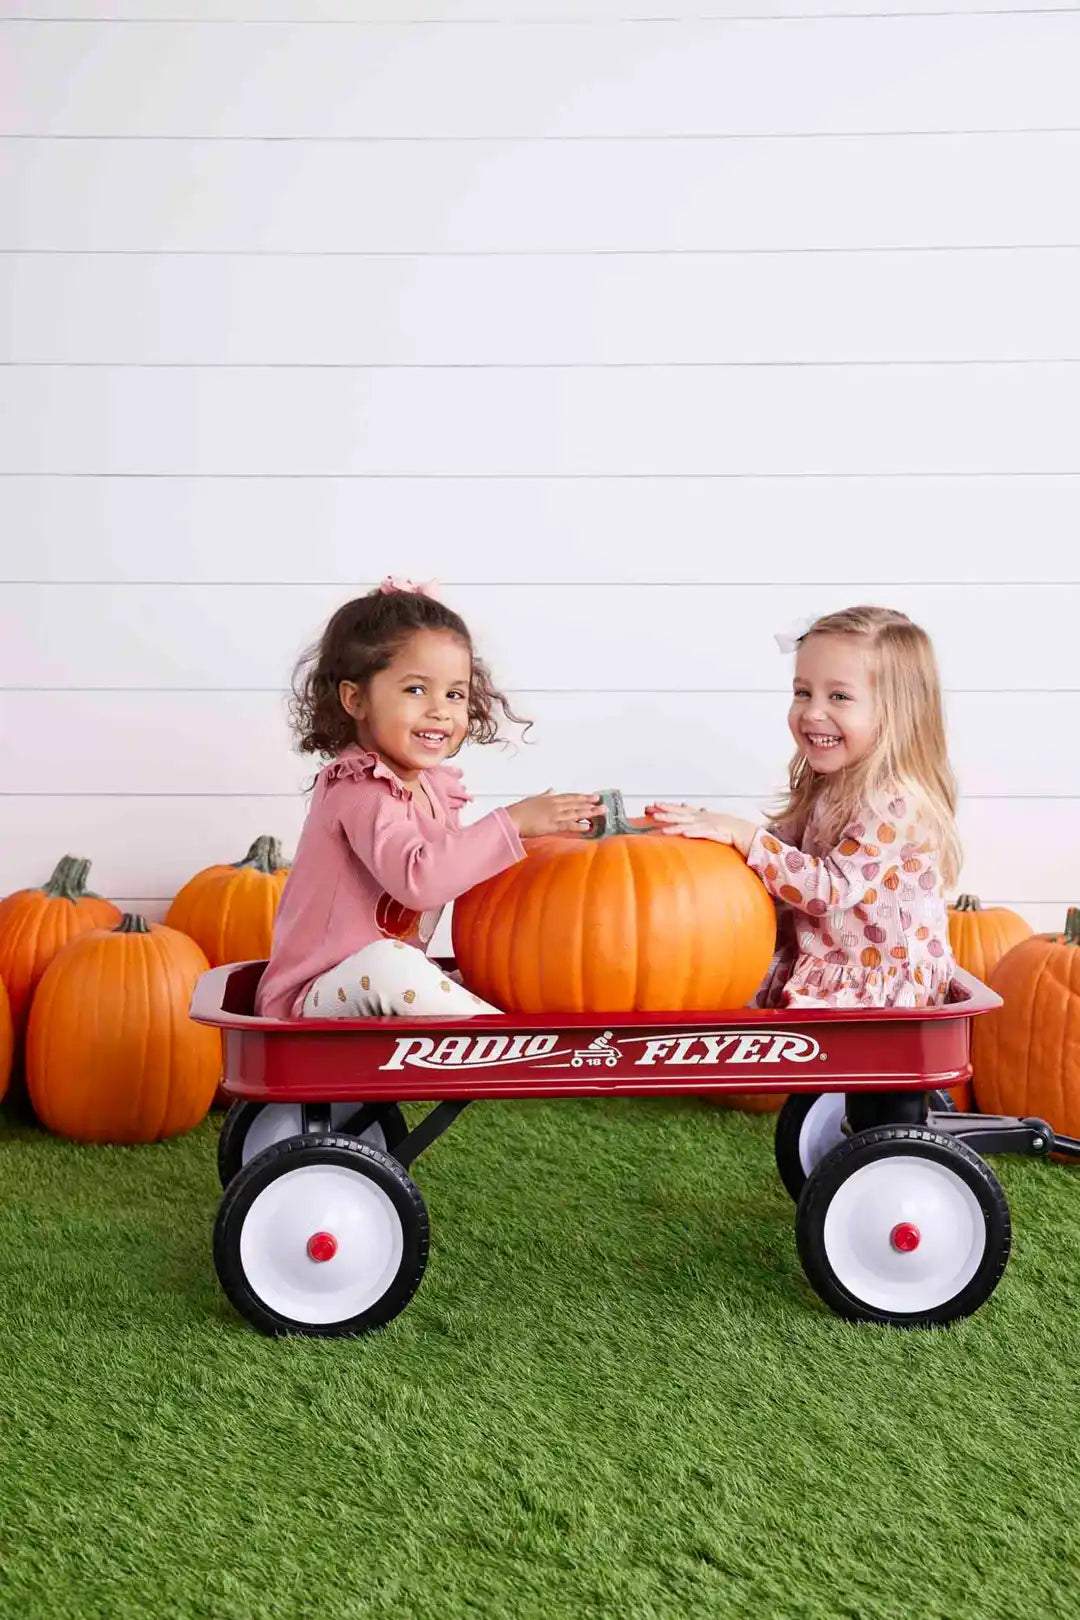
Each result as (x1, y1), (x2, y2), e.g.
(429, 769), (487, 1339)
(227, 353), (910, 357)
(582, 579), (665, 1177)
(2, 3), (1079, 939)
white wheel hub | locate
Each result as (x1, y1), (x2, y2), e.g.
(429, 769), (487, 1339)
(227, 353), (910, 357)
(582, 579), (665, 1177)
(822, 1153), (987, 1314)
(239, 1163), (405, 1325)
(799, 1093), (848, 1177)
(242, 1103), (387, 1166)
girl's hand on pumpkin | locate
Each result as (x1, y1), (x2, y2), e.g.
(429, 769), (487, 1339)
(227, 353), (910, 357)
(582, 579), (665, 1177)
(507, 791), (603, 838)
(648, 805), (759, 858)
(646, 801), (705, 824)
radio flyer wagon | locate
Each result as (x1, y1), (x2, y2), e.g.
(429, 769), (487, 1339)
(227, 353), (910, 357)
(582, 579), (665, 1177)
(191, 962), (1080, 1338)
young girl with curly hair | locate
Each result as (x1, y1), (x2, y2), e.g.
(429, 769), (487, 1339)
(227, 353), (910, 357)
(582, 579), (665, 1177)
(256, 579), (598, 1020)
(649, 606), (960, 1010)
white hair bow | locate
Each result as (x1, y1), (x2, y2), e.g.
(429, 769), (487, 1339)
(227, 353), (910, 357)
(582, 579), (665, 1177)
(774, 616), (816, 655)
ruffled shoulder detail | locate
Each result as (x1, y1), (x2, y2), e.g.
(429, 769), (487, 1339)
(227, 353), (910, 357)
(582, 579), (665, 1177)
(428, 763), (473, 813)
(319, 747), (409, 802)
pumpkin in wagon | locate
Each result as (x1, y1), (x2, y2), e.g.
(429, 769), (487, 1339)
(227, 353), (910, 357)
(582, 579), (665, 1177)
(0, 856), (120, 1041)
(453, 791), (776, 1016)
(27, 914), (221, 1144)
(972, 907), (1080, 1139)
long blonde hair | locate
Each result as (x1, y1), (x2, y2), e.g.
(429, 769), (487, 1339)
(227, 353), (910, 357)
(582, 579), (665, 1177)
(772, 605), (961, 887)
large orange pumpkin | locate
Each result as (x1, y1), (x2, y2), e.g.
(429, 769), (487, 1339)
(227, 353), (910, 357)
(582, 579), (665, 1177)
(972, 907), (1080, 1137)
(27, 914), (221, 1143)
(0, 856), (121, 1040)
(165, 836), (290, 966)
(453, 793), (776, 1014)
(0, 978), (12, 1104)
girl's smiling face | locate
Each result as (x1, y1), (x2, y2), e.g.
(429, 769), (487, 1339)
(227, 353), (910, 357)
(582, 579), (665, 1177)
(340, 628), (472, 782)
(789, 632), (878, 775)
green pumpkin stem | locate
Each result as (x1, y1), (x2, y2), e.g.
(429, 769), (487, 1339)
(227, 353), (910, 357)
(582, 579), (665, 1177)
(953, 894), (982, 913)
(233, 836), (286, 874)
(114, 913), (151, 935)
(1064, 908), (1080, 946)
(583, 789), (662, 841)
(41, 854), (102, 902)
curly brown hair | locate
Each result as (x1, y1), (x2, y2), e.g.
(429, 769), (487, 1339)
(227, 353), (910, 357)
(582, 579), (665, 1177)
(290, 587), (528, 757)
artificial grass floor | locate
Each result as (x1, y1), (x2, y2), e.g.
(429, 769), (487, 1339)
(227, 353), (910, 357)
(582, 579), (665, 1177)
(1, 1096), (1079, 1620)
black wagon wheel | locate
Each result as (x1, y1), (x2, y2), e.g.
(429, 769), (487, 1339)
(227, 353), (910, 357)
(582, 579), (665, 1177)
(774, 1092), (849, 1203)
(217, 1099), (409, 1189)
(775, 1088), (960, 1203)
(795, 1125), (1011, 1328)
(214, 1135), (429, 1338)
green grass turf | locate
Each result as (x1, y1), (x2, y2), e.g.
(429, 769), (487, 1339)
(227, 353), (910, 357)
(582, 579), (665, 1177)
(1, 1097), (1079, 1620)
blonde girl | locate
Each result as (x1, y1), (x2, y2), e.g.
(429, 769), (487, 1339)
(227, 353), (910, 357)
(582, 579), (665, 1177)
(649, 606), (960, 1010)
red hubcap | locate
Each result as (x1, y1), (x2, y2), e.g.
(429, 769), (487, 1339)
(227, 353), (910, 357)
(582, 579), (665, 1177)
(307, 1231), (338, 1263)
(890, 1221), (921, 1253)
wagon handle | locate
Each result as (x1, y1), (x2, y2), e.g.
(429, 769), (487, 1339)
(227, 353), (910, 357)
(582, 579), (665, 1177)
(584, 788), (662, 840)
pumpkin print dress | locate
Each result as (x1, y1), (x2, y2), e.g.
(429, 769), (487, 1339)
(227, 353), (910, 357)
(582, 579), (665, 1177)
(745, 793), (954, 1010)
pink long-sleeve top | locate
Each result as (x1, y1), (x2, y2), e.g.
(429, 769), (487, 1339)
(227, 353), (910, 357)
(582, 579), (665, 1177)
(255, 745), (525, 1019)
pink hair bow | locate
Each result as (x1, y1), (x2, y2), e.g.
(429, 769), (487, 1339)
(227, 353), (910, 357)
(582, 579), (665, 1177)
(379, 575), (439, 599)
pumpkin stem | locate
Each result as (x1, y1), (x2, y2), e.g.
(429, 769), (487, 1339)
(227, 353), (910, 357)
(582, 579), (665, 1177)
(583, 789), (662, 841)
(114, 913), (151, 935)
(233, 836), (287, 874)
(1064, 908), (1080, 946)
(41, 854), (102, 902)
(953, 894), (982, 913)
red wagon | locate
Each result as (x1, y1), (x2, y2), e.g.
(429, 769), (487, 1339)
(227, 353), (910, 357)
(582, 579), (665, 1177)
(192, 962), (1076, 1338)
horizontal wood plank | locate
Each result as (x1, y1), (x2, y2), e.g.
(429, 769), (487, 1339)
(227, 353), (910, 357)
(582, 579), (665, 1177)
(0, 581), (1075, 692)
(3, 362), (1077, 476)
(5, 133), (1077, 252)
(9, 16), (1079, 138)
(3, 474), (1077, 584)
(3, 3), (1066, 21)
(7, 249), (1079, 365)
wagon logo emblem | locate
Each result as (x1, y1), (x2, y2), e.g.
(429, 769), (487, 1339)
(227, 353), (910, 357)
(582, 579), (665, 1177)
(570, 1031), (619, 1070)
(380, 1028), (824, 1072)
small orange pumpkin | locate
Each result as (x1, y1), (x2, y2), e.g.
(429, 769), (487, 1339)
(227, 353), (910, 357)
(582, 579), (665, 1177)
(972, 907), (1080, 1137)
(27, 914), (221, 1143)
(165, 836), (290, 966)
(948, 894), (1033, 1108)
(453, 791), (776, 1014)
(0, 856), (121, 1040)
(0, 978), (12, 1104)
(948, 894), (1032, 984)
